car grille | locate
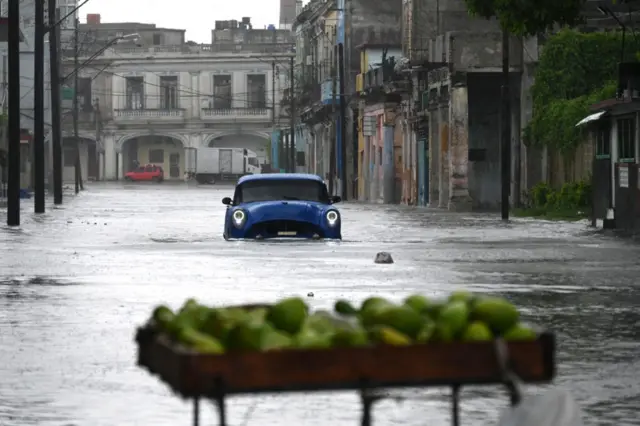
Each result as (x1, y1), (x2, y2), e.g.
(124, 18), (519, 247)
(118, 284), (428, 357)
(246, 220), (323, 239)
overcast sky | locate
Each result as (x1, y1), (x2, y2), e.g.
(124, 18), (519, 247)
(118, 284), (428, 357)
(81, 0), (286, 43)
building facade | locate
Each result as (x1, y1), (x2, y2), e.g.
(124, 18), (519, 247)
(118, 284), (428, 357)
(62, 15), (293, 181)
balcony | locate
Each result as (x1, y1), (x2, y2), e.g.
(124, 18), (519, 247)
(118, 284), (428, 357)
(113, 108), (186, 122)
(201, 107), (271, 122)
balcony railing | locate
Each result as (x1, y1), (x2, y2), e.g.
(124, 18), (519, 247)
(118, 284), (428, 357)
(201, 107), (271, 121)
(113, 108), (186, 121)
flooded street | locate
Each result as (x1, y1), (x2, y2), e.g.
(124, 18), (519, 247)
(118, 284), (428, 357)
(1, 182), (638, 425)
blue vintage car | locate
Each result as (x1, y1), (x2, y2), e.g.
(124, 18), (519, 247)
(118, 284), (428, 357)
(222, 173), (342, 240)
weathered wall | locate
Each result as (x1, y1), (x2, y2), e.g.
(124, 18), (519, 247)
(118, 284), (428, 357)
(408, 0), (500, 60)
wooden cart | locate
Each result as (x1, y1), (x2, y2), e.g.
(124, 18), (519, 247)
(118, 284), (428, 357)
(136, 325), (555, 425)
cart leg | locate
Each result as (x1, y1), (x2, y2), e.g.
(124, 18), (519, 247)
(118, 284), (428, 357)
(451, 385), (460, 426)
(193, 398), (199, 426)
(216, 394), (227, 426)
(360, 391), (375, 426)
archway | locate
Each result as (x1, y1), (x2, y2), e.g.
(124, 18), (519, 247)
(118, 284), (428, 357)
(61, 136), (98, 183)
(207, 133), (270, 168)
(120, 134), (185, 180)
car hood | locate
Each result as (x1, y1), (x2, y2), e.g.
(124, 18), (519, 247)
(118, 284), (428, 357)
(241, 200), (330, 223)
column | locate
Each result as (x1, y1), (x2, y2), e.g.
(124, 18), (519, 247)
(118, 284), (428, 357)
(190, 72), (200, 119)
(103, 133), (117, 180)
(382, 107), (396, 204)
(117, 152), (123, 180)
(448, 78), (472, 211)
(363, 134), (370, 201)
(98, 152), (104, 180)
(428, 104), (440, 207)
(438, 91), (450, 208)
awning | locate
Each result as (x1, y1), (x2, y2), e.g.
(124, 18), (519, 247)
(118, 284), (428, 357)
(575, 111), (606, 127)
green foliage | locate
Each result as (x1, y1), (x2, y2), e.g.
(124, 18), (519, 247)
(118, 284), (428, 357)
(517, 180), (592, 219)
(524, 29), (639, 152)
(532, 30), (639, 106)
(464, 0), (586, 35)
(525, 80), (617, 152)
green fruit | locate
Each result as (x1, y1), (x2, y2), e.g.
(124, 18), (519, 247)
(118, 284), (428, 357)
(304, 312), (338, 335)
(200, 308), (250, 342)
(403, 294), (430, 313)
(433, 322), (454, 342)
(152, 305), (175, 330)
(471, 297), (520, 334)
(461, 321), (493, 341)
(368, 325), (412, 346)
(177, 327), (222, 349)
(448, 290), (473, 303)
(378, 306), (424, 339)
(246, 307), (269, 324)
(192, 339), (225, 354)
(502, 323), (537, 341)
(261, 329), (293, 350)
(266, 297), (308, 334)
(424, 299), (447, 320)
(415, 321), (436, 343)
(335, 300), (358, 316)
(360, 297), (391, 313)
(438, 301), (469, 336)
(226, 322), (269, 351)
(294, 329), (332, 349)
(332, 327), (369, 347)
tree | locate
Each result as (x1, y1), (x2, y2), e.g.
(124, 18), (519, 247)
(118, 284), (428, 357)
(463, 0), (587, 35)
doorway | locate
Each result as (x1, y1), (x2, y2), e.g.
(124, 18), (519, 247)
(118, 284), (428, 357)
(169, 153), (180, 178)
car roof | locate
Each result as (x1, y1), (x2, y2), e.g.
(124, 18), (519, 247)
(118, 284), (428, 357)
(237, 173), (323, 185)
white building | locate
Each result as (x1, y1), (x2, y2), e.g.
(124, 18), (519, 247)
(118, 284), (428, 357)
(63, 16), (294, 181)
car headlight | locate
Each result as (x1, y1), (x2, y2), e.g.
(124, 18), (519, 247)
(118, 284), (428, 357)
(326, 210), (339, 226)
(232, 209), (246, 228)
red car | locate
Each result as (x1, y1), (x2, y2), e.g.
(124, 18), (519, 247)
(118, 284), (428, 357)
(124, 164), (164, 182)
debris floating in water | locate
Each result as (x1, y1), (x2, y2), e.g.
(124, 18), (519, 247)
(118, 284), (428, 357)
(374, 252), (394, 264)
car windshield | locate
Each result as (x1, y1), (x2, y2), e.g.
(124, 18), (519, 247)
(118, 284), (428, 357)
(235, 179), (329, 204)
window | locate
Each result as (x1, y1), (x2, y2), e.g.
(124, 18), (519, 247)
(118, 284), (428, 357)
(246, 74), (266, 108)
(617, 117), (635, 161)
(160, 76), (178, 109)
(235, 179), (329, 204)
(145, 165), (154, 172)
(212, 75), (232, 109)
(595, 122), (611, 158)
(125, 76), (144, 110)
(248, 157), (259, 167)
(148, 149), (164, 164)
(153, 33), (162, 45)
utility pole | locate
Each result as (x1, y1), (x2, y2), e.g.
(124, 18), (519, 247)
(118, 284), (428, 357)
(95, 97), (102, 180)
(34, 0), (46, 213)
(73, 17), (83, 193)
(329, 45), (337, 196)
(500, 28), (511, 220)
(289, 55), (295, 173)
(338, 43), (347, 200)
(7, 0), (20, 226)
(271, 61), (276, 127)
(49, 3), (63, 205)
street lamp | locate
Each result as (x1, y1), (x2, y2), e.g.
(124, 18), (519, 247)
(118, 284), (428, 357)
(62, 33), (140, 83)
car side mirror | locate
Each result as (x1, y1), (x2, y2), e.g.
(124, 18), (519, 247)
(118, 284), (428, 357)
(330, 195), (341, 204)
(222, 197), (232, 205)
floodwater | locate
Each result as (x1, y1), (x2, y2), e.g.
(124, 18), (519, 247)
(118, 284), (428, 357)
(0, 183), (638, 425)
